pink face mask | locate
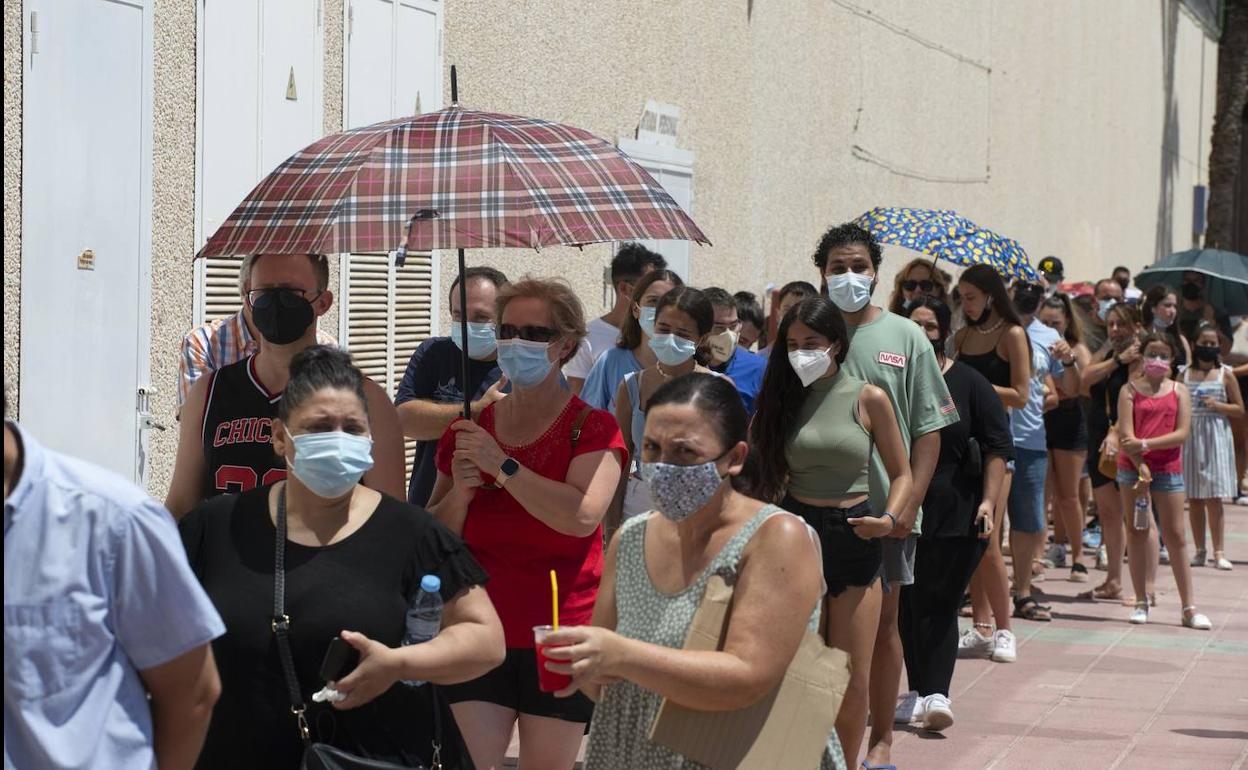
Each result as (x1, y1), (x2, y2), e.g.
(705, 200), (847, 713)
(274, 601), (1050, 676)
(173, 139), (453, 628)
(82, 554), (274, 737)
(1143, 357), (1171, 378)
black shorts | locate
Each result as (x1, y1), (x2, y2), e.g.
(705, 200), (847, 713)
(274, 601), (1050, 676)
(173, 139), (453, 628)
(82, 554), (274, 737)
(1045, 399), (1088, 452)
(443, 647), (594, 723)
(782, 496), (882, 598)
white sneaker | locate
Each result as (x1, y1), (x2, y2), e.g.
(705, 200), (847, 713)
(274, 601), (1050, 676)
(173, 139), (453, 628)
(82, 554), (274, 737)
(921, 693), (954, 732)
(1234, 495), (1248, 506)
(1095, 544), (1108, 570)
(957, 628), (993, 659)
(1129, 605), (1149, 624)
(991, 629), (1017, 663)
(1214, 552), (1233, 571)
(894, 690), (923, 724)
(1191, 549), (1207, 567)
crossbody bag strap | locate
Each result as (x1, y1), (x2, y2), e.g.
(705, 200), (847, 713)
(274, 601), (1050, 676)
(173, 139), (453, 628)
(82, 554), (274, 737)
(273, 485), (311, 746)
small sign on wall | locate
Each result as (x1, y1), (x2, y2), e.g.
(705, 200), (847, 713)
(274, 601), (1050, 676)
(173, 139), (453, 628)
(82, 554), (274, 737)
(286, 67), (298, 101)
(636, 100), (680, 147)
(77, 248), (95, 270)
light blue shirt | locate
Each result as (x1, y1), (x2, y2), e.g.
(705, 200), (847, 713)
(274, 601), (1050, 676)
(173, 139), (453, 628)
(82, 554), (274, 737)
(580, 346), (643, 411)
(1011, 319), (1066, 452)
(4, 423), (225, 770)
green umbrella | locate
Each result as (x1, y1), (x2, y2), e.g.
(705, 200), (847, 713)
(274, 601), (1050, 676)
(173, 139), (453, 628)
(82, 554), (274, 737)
(1134, 249), (1248, 315)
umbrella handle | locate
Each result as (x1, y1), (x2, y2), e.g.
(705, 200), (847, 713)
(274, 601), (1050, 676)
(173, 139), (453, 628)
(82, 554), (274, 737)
(451, 65), (459, 104)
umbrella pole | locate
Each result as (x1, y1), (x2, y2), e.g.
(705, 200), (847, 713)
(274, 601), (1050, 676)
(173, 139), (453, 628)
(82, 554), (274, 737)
(458, 247), (472, 419)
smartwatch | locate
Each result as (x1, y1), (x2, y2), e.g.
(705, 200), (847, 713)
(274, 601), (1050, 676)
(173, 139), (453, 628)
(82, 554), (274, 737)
(496, 457), (521, 487)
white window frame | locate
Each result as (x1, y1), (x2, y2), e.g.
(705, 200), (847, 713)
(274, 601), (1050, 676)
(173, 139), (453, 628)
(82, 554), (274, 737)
(616, 137), (696, 282)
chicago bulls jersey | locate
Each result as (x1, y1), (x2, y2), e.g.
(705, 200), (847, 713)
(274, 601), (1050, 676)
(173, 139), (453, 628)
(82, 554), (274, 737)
(200, 356), (287, 497)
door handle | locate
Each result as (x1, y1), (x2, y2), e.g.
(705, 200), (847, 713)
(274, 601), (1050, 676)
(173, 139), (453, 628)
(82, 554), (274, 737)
(140, 414), (167, 432)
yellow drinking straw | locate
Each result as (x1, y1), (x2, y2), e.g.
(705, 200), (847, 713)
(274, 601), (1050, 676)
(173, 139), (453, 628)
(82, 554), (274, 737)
(550, 570), (560, 630)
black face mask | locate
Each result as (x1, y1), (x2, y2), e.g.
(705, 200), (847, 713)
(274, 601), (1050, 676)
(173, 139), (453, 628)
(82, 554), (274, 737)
(931, 336), (946, 357)
(1181, 282), (1202, 301)
(250, 289), (316, 345)
(1194, 345), (1220, 364)
(965, 300), (992, 326)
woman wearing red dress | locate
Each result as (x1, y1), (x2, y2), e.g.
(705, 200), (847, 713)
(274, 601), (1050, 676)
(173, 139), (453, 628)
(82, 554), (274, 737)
(429, 278), (627, 770)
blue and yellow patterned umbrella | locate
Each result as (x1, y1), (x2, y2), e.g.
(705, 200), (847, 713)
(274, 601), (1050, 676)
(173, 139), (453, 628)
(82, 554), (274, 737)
(854, 207), (1039, 282)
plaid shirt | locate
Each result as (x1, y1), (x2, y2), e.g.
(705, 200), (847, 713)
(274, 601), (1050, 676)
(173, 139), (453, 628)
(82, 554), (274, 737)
(176, 310), (336, 409)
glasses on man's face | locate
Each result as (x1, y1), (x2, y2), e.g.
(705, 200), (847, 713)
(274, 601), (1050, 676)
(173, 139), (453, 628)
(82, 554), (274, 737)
(902, 280), (935, 293)
(247, 287), (321, 307)
(498, 324), (560, 343)
(712, 319), (742, 334)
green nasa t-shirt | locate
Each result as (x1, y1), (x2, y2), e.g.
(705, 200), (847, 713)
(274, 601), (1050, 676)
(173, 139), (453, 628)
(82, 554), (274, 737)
(840, 308), (960, 534)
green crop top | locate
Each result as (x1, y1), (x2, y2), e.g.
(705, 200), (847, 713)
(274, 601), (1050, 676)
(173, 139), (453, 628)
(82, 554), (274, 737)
(785, 370), (872, 499)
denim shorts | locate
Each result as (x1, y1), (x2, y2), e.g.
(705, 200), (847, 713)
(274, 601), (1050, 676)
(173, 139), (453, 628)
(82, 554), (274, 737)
(1115, 469), (1185, 493)
(782, 497), (882, 597)
(1007, 448), (1048, 534)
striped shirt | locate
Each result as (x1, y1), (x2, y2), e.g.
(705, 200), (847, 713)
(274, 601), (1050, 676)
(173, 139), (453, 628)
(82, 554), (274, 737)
(176, 310), (336, 409)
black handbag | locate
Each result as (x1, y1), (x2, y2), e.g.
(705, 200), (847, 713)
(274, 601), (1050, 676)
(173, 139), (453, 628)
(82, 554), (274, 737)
(272, 486), (440, 770)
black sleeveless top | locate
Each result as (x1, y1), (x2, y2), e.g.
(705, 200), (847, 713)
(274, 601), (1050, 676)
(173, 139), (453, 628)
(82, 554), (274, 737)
(199, 356), (287, 498)
(957, 329), (1014, 390)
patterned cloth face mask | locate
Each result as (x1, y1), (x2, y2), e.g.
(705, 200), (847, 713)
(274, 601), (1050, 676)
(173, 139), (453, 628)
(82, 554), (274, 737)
(641, 451), (731, 522)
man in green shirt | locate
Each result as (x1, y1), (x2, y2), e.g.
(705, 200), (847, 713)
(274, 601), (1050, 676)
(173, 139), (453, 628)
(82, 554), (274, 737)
(815, 223), (958, 770)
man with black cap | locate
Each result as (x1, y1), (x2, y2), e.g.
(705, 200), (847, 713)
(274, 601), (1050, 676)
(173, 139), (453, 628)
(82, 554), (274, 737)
(1038, 256), (1064, 295)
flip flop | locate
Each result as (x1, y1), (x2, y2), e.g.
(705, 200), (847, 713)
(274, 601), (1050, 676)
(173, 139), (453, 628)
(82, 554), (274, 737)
(861, 762), (898, 770)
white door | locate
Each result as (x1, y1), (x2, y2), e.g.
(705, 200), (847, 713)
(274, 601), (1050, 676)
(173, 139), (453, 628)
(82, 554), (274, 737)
(617, 138), (695, 281)
(21, 0), (154, 482)
(195, 0), (323, 323)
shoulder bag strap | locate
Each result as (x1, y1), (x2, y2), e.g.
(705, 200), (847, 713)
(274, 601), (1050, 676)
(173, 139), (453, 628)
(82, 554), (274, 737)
(273, 485), (311, 746)
(570, 404), (593, 452)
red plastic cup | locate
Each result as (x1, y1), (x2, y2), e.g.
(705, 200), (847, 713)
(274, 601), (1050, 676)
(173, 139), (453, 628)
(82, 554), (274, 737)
(533, 625), (572, 693)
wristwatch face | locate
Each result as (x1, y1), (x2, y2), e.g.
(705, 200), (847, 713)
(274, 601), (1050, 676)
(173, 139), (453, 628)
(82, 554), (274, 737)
(500, 458), (520, 477)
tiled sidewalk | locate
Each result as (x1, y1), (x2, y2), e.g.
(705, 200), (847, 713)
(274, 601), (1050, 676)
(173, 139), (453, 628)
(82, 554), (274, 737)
(505, 501), (1248, 769)
(885, 499), (1248, 770)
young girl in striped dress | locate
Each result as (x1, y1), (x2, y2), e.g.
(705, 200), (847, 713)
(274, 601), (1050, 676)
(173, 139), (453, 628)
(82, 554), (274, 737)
(1183, 323), (1245, 571)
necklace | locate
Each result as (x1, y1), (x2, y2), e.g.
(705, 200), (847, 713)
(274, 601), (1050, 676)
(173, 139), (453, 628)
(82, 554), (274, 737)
(974, 318), (1005, 335)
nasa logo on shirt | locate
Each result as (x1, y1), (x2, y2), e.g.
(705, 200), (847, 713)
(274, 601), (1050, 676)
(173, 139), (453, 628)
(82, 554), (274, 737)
(878, 351), (907, 368)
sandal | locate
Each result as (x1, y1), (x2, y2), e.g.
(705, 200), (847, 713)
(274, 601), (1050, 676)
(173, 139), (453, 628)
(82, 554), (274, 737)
(1013, 595), (1052, 622)
(1069, 563), (1090, 582)
(1078, 581), (1121, 601)
(1182, 605), (1212, 630)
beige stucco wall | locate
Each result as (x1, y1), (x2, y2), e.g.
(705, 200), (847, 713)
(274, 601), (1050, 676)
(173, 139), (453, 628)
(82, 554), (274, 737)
(1, 0), (1223, 495)
(3, 0), (22, 414)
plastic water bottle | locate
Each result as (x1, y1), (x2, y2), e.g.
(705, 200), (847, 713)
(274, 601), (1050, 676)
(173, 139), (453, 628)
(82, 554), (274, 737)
(1133, 494), (1151, 531)
(400, 574), (443, 687)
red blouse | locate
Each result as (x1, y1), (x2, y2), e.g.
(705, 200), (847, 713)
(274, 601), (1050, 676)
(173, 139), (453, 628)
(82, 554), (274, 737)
(435, 396), (627, 647)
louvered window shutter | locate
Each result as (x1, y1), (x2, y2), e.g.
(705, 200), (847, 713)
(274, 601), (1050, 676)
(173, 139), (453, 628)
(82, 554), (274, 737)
(203, 256), (247, 320)
(342, 252), (435, 486)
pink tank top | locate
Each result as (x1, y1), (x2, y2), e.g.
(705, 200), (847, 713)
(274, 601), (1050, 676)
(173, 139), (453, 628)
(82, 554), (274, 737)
(1118, 384), (1182, 474)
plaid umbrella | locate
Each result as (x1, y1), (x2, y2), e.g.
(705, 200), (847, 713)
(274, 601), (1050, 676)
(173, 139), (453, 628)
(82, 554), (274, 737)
(197, 106), (709, 258)
(854, 207), (1038, 282)
(199, 74), (709, 417)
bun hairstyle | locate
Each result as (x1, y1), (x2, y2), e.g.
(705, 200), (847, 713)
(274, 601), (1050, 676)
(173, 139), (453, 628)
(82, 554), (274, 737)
(617, 269), (685, 350)
(280, 345), (368, 422)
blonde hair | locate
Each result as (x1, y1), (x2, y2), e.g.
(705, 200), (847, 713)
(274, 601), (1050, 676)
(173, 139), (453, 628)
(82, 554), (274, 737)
(495, 277), (587, 365)
(889, 257), (949, 314)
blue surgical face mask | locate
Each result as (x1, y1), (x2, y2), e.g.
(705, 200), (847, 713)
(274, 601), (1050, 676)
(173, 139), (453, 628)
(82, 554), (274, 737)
(450, 321), (498, 359)
(1098, 298), (1117, 320)
(638, 306), (658, 338)
(286, 429), (374, 499)
(649, 333), (698, 366)
(826, 272), (874, 313)
(495, 338), (555, 388)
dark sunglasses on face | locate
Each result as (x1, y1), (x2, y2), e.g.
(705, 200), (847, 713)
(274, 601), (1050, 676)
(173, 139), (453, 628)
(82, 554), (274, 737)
(902, 280), (935, 293)
(498, 324), (561, 343)
(247, 287), (322, 307)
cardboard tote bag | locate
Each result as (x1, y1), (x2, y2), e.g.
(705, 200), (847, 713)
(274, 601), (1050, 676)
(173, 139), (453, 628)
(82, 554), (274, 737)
(648, 572), (850, 770)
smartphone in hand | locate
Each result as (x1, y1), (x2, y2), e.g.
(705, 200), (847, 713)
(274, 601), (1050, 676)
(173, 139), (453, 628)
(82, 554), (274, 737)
(319, 637), (361, 683)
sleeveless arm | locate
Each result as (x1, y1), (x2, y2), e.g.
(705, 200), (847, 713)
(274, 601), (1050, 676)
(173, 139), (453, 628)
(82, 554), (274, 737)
(165, 376), (212, 520)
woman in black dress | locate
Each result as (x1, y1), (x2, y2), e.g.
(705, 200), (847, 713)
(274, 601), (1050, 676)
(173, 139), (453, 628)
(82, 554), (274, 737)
(181, 346), (505, 769)
(897, 298), (1013, 732)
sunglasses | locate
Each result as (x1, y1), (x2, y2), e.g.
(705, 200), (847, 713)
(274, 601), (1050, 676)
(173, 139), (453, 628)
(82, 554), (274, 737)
(498, 324), (561, 343)
(901, 280), (935, 292)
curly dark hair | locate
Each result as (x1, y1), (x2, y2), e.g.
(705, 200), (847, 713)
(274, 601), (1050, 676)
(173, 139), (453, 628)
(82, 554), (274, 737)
(811, 222), (883, 273)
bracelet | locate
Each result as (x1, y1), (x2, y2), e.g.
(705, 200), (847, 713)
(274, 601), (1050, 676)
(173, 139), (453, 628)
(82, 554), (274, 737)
(882, 512), (898, 528)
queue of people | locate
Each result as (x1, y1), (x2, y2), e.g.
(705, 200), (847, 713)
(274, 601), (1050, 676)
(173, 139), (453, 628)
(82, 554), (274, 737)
(6, 224), (1247, 770)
